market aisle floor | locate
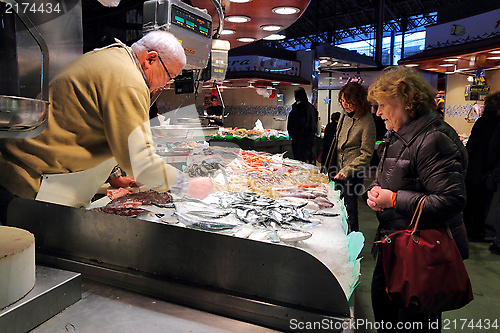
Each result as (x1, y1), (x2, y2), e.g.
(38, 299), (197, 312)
(354, 193), (500, 333)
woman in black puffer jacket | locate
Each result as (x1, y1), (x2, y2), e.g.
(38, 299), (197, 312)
(366, 67), (469, 332)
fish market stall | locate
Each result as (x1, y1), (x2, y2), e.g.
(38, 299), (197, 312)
(7, 149), (364, 332)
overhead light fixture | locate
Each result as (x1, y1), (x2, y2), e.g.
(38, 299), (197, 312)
(225, 15), (251, 23)
(271, 81), (281, 85)
(426, 68), (438, 71)
(343, 63), (351, 67)
(443, 58), (459, 62)
(291, 83), (299, 85)
(263, 34), (285, 41)
(272, 6), (300, 15)
(237, 37), (256, 43)
(260, 25), (283, 31)
(405, 64), (419, 67)
(319, 59), (329, 64)
(489, 50), (500, 54)
(439, 64), (455, 67)
(220, 29), (236, 35)
(487, 56), (500, 60)
(228, 0), (252, 2)
(444, 71), (455, 74)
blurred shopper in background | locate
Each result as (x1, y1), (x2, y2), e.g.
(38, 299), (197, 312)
(287, 87), (319, 164)
(486, 97), (500, 254)
(370, 104), (388, 167)
(319, 112), (341, 168)
(463, 91), (500, 242)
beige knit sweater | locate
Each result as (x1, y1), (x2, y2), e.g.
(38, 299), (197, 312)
(336, 111), (376, 178)
(0, 43), (178, 199)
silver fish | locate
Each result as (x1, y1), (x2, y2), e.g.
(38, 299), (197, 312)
(174, 212), (237, 231)
(188, 210), (231, 219)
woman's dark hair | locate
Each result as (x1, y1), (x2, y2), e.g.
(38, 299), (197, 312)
(338, 82), (370, 116)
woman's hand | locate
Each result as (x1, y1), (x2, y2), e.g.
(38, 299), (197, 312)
(333, 172), (347, 181)
(367, 186), (395, 211)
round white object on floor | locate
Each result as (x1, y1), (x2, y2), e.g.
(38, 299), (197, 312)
(0, 226), (35, 310)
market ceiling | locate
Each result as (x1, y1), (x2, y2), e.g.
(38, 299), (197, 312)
(82, 0), (500, 76)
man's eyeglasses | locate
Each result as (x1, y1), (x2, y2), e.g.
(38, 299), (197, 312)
(158, 55), (174, 83)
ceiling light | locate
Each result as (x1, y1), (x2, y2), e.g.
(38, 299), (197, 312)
(220, 29), (236, 35)
(319, 59), (329, 64)
(343, 63), (351, 67)
(271, 81), (281, 85)
(260, 25), (283, 31)
(405, 64), (419, 67)
(444, 71), (455, 74)
(227, 0), (252, 2)
(225, 15), (251, 23)
(272, 6), (300, 15)
(426, 68), (438, 71)
(443, 58), (459, 61)
(237, 37), (256, 43)
(439, 64), (454, 67)
(490, 50), (500, 54)
(487, 56), (500, 60)
(291, 83), (299, 85)
(263, 34), (285, 40)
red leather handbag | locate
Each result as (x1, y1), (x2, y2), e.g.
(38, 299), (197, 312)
(379, 196), (473, 314)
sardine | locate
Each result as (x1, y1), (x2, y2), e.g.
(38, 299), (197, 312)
(189, 210), (231, 219)
(174, 212), (237, 231)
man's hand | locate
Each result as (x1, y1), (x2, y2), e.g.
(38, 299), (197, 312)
(109, 176), (141, 188)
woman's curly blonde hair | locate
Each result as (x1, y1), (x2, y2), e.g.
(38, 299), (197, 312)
(367, 66), (437, 118)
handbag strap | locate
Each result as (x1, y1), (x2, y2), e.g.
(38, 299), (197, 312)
(408, 195), (427, 233)
(324, 113), (346, 172)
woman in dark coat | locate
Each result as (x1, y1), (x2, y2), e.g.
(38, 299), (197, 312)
(366, 67), (469, 332)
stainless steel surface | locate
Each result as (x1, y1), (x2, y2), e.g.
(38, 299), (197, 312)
(8, 198), (350, 332)
(0, 0), (82, 137)
(0, 95), (48, 129)
(16, 0), (82, 98)
(32, 278), (278, 333)
(0, 266), (81, 333)
(1, 0), (49, 100)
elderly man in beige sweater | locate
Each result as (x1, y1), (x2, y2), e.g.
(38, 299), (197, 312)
(0, 31), (212, 224)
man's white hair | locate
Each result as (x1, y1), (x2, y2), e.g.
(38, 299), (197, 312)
(132, 30), (186, 72)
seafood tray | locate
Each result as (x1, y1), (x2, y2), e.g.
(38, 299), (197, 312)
(7, 198), (353, 332)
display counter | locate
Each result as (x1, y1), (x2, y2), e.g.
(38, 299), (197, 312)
(7, 192), (362, 332)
